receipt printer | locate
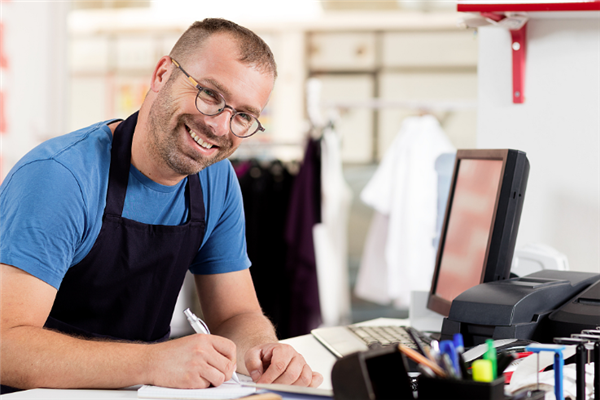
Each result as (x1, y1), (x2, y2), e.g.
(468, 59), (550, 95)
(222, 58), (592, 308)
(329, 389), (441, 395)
(441, 270), (600, 346)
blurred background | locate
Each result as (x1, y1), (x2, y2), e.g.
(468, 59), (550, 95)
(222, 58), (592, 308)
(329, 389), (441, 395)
(1, 0), (598, 338)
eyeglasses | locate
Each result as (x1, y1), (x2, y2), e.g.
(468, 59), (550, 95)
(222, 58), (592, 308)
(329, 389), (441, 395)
(170, 58), (265, 138)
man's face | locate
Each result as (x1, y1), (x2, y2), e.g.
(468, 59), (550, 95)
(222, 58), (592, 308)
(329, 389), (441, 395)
(147, 34), (273, 177)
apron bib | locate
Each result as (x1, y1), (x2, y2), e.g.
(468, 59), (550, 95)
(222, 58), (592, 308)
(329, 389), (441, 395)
(46, 111), (206, 342)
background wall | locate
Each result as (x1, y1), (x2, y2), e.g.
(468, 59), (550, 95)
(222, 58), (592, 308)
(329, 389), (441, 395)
(476, 13), (600, 273)
(1, 1), (69, 178)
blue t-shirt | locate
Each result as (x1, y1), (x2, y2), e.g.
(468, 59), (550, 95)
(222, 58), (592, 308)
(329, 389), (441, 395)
(0, 120), (251, 290)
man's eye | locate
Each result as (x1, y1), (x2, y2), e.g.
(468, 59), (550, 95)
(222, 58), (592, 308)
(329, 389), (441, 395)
(238, 113), (252, 122)
(201, 88), (218, 99)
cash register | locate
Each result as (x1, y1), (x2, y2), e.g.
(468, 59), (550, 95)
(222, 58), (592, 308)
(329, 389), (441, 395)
(425, 149), (600, 345)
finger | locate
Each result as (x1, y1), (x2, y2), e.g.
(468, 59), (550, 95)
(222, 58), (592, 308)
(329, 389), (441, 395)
(309, 371), (324, 388)
(245, 346), (268, 382)
(204, 346), (239, 382)
(187, 376), (211, 389)
(190, 337), (236, 385)
(259, 353), (303, 385)
(206, 335), (237, 362)
(289, 364), (313, 387)
(198, 363), (229, 388)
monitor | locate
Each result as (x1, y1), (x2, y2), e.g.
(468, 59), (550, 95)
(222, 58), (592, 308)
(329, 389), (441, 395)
(427, 149), (530, 317)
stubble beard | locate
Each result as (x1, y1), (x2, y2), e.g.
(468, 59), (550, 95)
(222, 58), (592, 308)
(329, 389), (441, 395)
(147, 81), (236, 177)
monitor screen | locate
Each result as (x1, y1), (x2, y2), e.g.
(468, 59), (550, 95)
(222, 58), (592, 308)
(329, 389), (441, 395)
(427, 149), (529, 317)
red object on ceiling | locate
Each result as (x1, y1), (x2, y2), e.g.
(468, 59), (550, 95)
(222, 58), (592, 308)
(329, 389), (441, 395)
(458, 2), (600, 12)
(458, 1), (600, 103)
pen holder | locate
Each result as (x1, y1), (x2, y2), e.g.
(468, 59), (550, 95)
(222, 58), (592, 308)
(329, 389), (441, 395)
(417, 376), (505, 400)
(331, 345), (415, 400)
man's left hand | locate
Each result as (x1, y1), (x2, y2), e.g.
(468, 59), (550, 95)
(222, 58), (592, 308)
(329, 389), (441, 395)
(244, 343), (323, 387)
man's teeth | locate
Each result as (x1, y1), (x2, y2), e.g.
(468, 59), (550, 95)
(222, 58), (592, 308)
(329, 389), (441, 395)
(188, 128), (214, 149)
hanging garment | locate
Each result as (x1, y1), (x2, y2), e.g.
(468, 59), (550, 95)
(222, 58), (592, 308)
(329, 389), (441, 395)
(355, 115), (455, 308)
(284, 138), (322, 337)
(237, 159), (296, 339)
(313, 128), (353, 327)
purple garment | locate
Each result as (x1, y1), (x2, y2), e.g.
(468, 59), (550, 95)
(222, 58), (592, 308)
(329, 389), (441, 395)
(284, 138), (322, 336)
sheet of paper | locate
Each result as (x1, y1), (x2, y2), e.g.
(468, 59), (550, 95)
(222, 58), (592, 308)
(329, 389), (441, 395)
(138, 379), (256, 400)
(507, 345), (577, 395)
(242, 382), (333, 397)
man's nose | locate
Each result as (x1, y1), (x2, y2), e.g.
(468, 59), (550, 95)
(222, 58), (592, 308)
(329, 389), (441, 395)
(205, 107), (233, 137)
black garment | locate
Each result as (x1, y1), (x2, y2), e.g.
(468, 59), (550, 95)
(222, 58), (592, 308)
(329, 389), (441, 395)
(1, 112), (206, 394)
(237, 160), (295, 338)
(284, 138), (322, 337)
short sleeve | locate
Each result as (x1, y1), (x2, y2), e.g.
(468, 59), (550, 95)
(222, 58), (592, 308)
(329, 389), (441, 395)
(189, 161), (251, 274)
(0, 160), (87, 289)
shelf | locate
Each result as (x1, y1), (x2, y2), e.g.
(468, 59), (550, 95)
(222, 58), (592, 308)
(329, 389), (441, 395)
(458, 1), (600, 13)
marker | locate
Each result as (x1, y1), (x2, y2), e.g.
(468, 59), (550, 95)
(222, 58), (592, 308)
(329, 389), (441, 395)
(472, 359), (494, 382)
(184, 308), (241, 384)
(483, 339), (497, 379)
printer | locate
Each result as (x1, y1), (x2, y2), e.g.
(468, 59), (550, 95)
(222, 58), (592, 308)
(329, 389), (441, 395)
(441, 270), (600, 346)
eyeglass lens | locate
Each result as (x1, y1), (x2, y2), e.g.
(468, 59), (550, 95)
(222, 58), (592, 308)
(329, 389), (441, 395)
(196, 88), (260, 138)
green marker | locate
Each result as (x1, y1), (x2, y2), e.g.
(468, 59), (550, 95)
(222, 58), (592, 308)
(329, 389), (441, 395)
(483, 339), (497, 379)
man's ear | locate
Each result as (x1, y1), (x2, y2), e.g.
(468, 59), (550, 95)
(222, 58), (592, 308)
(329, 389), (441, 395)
(150, 56), (173, 93)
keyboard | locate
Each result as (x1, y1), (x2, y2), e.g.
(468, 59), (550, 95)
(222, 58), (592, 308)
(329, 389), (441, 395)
(311, 324), (432, 359)
(348, 325), (431, 349)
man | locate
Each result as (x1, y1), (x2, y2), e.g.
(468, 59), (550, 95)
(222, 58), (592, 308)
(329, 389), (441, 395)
(0, 18), (322, 392)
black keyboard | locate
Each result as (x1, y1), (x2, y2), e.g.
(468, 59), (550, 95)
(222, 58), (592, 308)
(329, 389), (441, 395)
(348, 325), (432, 350)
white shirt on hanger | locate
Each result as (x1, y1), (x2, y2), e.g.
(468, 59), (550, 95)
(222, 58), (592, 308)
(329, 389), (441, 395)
(314, 127), (353, 327)
(356, 115), (455, 308)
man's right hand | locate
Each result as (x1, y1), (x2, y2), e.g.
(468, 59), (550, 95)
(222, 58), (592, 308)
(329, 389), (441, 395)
(145, 333), (237, 389)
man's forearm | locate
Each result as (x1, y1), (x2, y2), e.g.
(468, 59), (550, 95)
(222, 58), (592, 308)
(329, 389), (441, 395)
(1, 326), (150, 389)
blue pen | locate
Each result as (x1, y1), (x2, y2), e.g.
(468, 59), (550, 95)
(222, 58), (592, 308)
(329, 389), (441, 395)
(184, 308), (241, 384)
(439, 340), (462, 379)
(453, 333), (464, 354)
(452, 333), (469, 378)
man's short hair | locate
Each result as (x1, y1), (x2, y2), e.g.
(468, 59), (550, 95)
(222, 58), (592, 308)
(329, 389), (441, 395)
(170, 18), (277, 79)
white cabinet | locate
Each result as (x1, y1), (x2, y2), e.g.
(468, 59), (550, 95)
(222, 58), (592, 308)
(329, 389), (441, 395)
(308, 32), (377, 71)
(382, 31), (478, 67)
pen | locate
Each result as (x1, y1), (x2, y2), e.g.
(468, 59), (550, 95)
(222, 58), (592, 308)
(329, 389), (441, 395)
(184, 308), (241, 384)
(439, 341), (462, 379)
(452, 333), (469, 379)
(398, 344), (447, 378)
(406, 326), (429, 358)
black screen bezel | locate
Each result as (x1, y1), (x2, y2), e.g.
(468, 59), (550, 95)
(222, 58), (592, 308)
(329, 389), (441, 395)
(427, 149), (528, 317)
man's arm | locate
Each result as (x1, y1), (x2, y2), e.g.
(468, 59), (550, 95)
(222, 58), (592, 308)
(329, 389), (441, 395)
(0, 264), (237, 390)
(194, 269), (323, 387)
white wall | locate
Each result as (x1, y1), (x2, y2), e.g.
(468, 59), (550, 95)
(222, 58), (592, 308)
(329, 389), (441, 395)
(1, 2), (69, 180)
(476, 14), (600, 273)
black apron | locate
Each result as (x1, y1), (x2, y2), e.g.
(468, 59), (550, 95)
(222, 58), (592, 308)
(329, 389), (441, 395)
(0, 112), (207, 394)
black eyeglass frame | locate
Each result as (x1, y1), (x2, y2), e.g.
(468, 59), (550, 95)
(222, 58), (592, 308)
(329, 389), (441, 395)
(170, 57), (265, 138)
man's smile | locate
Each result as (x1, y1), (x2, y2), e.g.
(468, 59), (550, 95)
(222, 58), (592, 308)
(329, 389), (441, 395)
(186, 124), (216, 150)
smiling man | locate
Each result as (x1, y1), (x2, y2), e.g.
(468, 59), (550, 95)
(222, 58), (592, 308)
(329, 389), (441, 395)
(0, 18), (322, 393)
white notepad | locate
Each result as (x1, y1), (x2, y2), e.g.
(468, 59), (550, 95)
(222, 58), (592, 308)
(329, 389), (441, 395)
(138, 379), (256, 400)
